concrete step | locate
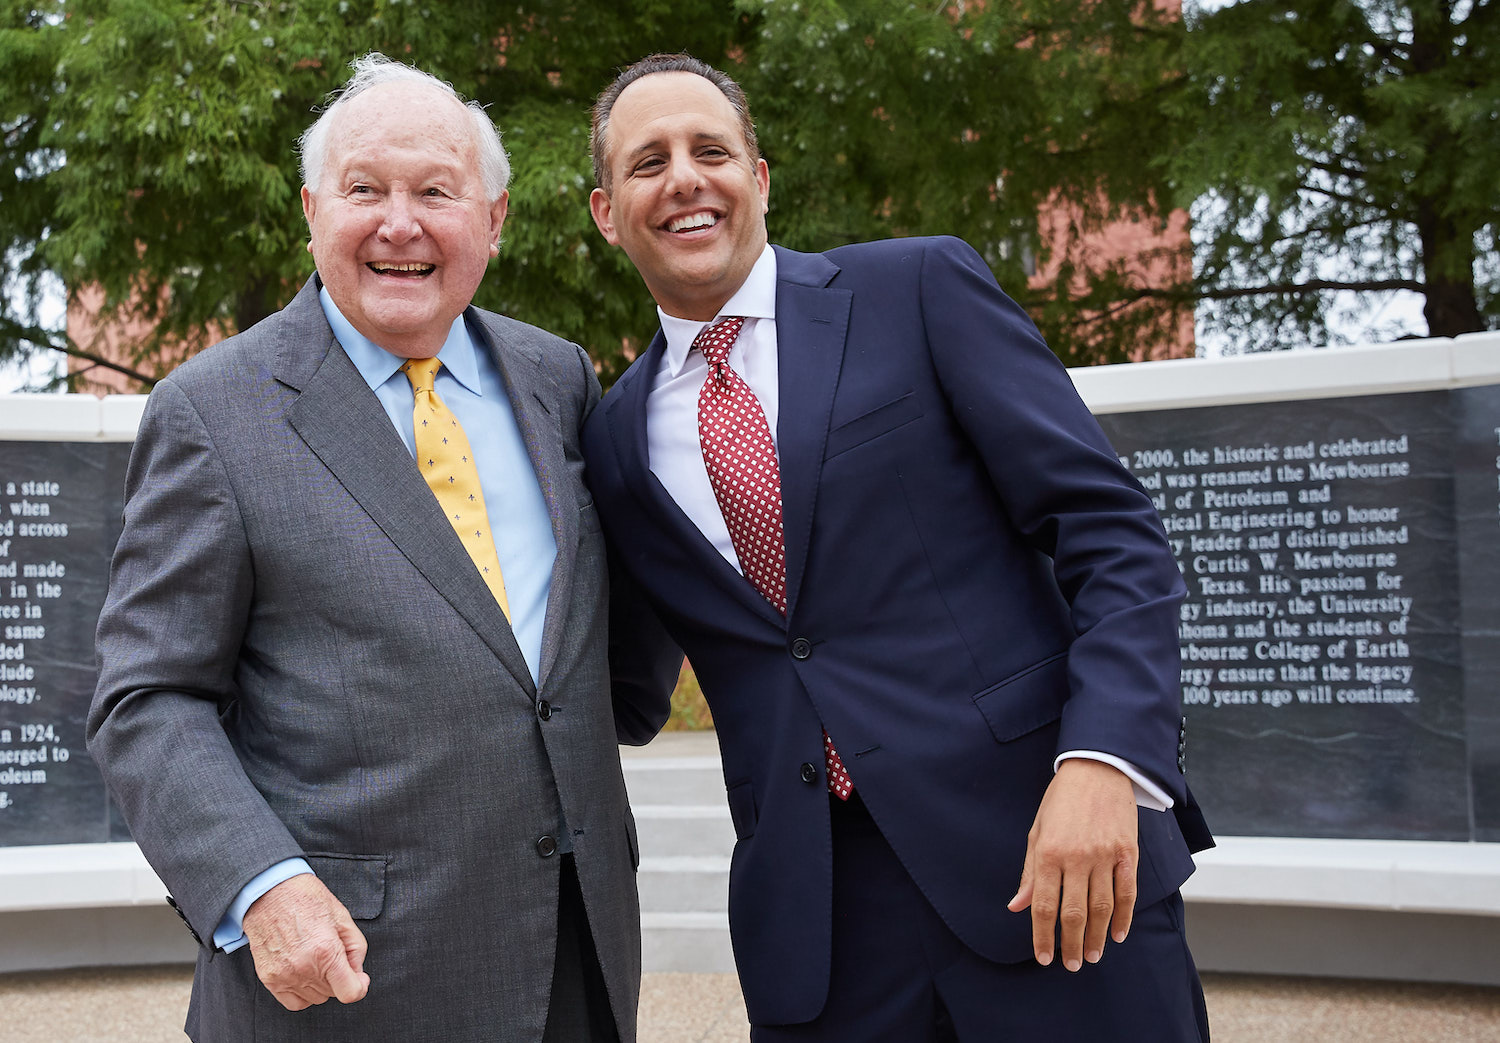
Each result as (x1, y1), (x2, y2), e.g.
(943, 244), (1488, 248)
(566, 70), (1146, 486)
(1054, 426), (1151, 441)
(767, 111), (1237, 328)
(641, 911), (736, 974)
(637, 855), (731, 912)
(622, 756), (728, 807)
(621, 734), (736, 973)
(632, 804), (737, 860)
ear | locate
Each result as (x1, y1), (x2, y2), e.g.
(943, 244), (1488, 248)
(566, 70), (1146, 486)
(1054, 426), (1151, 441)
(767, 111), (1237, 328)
(756, 158), (770, 215)
(488, 191), (509, 256)
(589, 187), (620, 245)
(300, 186), (317, 254)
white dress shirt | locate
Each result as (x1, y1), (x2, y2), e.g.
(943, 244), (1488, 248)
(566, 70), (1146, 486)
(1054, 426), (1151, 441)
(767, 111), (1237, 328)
(647, 244), (781, 569)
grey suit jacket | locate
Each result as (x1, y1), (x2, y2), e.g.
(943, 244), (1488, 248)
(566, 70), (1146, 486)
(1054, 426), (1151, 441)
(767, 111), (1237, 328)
(89, 277), (653, 1042)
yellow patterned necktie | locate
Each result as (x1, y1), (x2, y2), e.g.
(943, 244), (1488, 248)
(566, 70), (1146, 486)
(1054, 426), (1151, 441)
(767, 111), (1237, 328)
(401, 356), (511, 620)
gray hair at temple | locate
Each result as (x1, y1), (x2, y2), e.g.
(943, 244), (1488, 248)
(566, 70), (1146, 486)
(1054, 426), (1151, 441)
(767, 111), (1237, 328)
(298, 52), (511, 202)
(590, 53), (761, 195)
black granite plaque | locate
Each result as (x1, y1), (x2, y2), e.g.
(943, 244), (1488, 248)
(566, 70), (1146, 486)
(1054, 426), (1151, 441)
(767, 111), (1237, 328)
(1100, 393), (1470, 840)
(5, 382), (1500, 850)
(1454, 385), (1500, 842)
(0, 441), (127, 846)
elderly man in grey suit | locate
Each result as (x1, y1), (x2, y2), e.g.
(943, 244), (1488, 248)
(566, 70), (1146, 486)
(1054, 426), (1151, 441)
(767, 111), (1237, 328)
(87, 53), (669, 1042)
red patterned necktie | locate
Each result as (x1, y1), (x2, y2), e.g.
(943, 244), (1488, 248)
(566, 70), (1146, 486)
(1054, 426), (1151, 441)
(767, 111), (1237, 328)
(694, 317), (853, 801)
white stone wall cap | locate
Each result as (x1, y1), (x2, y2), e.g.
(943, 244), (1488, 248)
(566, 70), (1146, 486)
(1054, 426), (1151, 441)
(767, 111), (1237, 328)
(1075, 338), (1462, 415)
(0, 394), (105, 441)
(99, 395), (150, 440)
(0, 842), (165, 912)
(1450, 331), (1500, 385)
(1184, 836), (1500, 916)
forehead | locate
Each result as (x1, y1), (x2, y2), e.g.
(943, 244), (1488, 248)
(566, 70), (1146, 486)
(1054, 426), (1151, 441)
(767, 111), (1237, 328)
(324, 82), (476, 172)
(607, 72), (746, 154)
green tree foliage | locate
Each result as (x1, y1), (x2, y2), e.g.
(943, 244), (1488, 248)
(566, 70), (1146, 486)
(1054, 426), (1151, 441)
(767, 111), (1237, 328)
(0, 1), (1494, 389)
(1169, 0), (1498, 349)
(0, 0), (741, 387)
(736, 0), (1189, 364)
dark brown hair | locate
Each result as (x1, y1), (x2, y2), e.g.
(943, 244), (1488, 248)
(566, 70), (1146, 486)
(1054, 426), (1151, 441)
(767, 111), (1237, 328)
(590, 53), (760, 193)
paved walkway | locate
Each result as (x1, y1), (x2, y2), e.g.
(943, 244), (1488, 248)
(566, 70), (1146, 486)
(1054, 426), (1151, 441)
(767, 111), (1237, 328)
(2, 964), (1498, 1041)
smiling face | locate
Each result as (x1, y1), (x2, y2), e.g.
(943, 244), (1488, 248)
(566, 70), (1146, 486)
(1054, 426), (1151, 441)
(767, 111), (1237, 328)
(589, 71), (769, 321)
(301, 82), (507, 358)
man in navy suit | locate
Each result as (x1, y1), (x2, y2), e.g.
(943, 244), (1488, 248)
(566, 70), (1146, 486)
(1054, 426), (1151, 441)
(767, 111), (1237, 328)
(584, 53), (1213, 1040)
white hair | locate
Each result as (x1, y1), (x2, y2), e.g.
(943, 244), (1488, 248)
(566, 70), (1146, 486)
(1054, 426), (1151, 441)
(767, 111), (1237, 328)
(297, 53), (510, 201)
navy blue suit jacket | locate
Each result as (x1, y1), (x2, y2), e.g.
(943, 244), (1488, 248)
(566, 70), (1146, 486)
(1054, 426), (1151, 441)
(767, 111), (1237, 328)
(586, 237), (1211, 1025)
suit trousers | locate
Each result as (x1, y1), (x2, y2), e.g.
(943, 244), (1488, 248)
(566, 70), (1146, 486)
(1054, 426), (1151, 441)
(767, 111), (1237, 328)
(750, 792), (1209, 1043)
(542, 855), (621, 1043)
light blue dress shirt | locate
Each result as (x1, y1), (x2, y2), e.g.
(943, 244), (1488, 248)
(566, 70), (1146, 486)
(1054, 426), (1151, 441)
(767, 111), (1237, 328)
(212, 290), (558, 953)
(323, 288), (558, 674)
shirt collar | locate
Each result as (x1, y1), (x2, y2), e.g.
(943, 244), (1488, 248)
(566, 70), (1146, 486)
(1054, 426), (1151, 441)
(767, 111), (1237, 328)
(318, 286), (483, 397)
(658, 243), (777, 379)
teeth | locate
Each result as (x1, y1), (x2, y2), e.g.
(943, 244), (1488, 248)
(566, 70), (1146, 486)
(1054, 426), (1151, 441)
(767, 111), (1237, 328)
(668, 213), (717, 233)
(370, 262), (434, 273)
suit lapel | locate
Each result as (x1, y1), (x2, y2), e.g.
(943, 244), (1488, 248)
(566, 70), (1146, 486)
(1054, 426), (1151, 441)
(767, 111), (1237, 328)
(277, 281), (536, 696)
(604, 335), (783, 624)
(772, 248), (852, 617)
(468, 312), (575, 691)
(606, 247), (853, 624)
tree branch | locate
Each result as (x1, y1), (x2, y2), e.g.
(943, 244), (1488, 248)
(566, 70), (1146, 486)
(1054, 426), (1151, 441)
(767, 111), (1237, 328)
(0, 319), (159, 388)
(1153, 278), (1427, 303)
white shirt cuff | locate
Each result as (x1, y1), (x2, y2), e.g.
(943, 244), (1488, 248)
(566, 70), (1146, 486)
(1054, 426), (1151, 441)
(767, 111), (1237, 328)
(1054, 751), (1174, 812)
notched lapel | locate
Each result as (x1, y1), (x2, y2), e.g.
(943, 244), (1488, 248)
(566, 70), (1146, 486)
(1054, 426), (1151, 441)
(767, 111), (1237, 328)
(775, 277), (853, 618)
(476, 317), (577, 690)
(606, 339), (786, 626)
(285, 319), (536, 697)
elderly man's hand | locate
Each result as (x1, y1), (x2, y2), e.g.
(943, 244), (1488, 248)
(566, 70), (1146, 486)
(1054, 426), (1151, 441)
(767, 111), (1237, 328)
(242, 874), (370, 1011)
(1007, 758), (1138, 972)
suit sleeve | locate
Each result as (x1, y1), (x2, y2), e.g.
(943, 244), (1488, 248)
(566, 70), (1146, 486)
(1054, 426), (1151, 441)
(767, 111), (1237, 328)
(574, 343), (603, 419)
(573, 344), (679, 744)
(87, 379), (305, 944)
(918, 237), (1188, 798)
(604, 543), (680, 746)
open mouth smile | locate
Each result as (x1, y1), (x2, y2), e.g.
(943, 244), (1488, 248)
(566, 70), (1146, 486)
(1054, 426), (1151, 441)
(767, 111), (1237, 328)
(666, 212), (719, 234)
(368, 262), (435, 277)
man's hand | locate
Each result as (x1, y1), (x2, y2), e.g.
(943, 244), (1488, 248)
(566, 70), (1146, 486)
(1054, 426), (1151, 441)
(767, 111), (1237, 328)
(242, 874), (370, 1011)
(1007, 758), (1138, 972)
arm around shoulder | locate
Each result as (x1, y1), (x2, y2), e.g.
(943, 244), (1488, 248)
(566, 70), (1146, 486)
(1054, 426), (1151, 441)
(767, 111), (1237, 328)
(606, 545), (680, 746)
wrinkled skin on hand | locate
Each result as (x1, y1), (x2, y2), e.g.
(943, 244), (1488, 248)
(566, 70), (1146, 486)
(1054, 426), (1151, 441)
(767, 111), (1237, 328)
(242, 873), (371, 1011)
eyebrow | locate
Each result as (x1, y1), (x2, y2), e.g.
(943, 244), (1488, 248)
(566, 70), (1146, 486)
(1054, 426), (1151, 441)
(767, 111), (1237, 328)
(622, 131), (736, 165)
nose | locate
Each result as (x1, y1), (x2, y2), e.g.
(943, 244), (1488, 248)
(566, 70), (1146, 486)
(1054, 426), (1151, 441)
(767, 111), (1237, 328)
(379, 191), (424, 243)
(661, 152), (706, 197)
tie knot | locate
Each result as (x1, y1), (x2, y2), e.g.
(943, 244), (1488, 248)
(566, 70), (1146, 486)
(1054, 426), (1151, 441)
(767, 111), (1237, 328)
(401, 356), (443, 392)
(692, 317), (746, 368)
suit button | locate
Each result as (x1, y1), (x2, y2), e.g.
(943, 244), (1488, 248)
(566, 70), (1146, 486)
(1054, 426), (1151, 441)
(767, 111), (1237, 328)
(800, 762), (818, 784)
(165, 896), (202, 945)
(537, 700), (552, 721)
(790, 638), (812, 660)
(536, 835), (558, 857)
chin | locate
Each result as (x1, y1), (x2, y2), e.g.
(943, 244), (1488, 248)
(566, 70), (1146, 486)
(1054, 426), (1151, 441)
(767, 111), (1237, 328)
(664, 260), (730, 291)
(368, 302), (437, 328)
